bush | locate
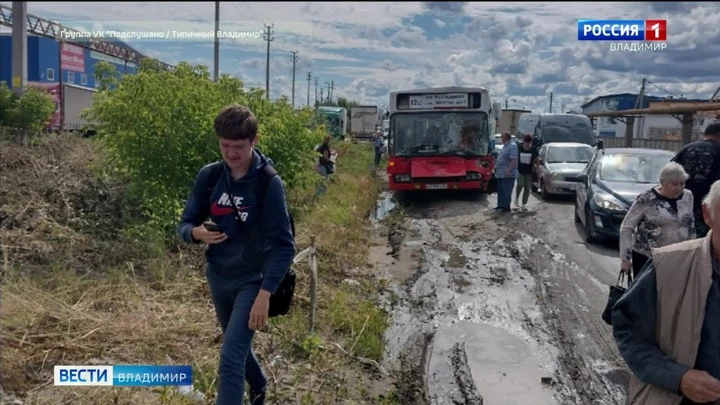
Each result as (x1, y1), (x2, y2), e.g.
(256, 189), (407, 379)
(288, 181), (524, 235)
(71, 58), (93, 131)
(0, 82), (56, 133)
(83, 61), (325, 239)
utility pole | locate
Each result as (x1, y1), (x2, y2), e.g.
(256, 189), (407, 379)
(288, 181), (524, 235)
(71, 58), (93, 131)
(320, 88), (324, 106)
(505, 99), (508, 109)
(11, 1), (28, 96)
(330, 80), (335, 103)
(549, 92), (553, 113)
(263, 24), (274, 100)
(625, 78), (647, 147)
(213, 1), (220, 81)
(290, 51), (298, 109)
(325, 81), (331, 104)
(314, 77), (319, 109)
(306, 72), (311, 107)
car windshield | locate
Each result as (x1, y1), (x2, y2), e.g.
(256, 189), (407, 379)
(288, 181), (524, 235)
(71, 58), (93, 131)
(543, 125), (596, 145)
(546, 145), (594, 163)
(599, 153), (673, 183)
(391, 112), (489, 156)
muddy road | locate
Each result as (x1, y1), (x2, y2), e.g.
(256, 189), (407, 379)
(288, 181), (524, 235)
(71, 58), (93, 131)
(373, 189), (630, 405)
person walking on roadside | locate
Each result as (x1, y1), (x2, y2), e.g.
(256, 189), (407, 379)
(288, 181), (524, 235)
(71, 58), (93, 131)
(177, 105), (295, 405)
(316, 135), (335, 178)
(671, 121), (720, 238)
(514, 134), (537, 209)
(373, 130), (384, 168)
(494, 132), (519, 212)
(612, 180), (720, 405)
(618, 162), (696, 279)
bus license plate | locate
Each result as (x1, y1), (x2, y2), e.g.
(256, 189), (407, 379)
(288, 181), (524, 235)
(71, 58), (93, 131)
(426, 184), (448, 190)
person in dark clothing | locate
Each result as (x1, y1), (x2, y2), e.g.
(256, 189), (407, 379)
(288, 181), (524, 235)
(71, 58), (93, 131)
(514, 134), (537, 209)
(671, 121), (720, 238)
(177, 105), (295, 405)
(316, 135), (334, 177)
(373, 130), (384, 168)
(612, 180), (720, 405)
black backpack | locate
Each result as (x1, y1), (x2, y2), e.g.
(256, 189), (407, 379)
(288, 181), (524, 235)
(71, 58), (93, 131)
(205, 162), (296, 318)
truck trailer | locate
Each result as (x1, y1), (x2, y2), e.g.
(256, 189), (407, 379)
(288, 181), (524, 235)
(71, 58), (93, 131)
(350, 105), (379, 142)
(27, 82), (98, 135)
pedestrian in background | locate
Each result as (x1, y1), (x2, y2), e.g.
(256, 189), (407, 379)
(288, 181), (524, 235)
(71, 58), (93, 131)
(514, 134), (537, 209)
(618, 162), (696, 279)
(494, 132), (518, 213)
(612, 179), (720, 405)
(177, 105), (295, 405)
(316, 135), (335, 178)
(373, 130), (384, 168)
(671, 121), (720, 238)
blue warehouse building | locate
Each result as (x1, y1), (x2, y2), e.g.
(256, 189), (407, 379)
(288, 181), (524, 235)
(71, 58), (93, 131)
(581, 93), (667, 138)
(0, 34), (139, 89)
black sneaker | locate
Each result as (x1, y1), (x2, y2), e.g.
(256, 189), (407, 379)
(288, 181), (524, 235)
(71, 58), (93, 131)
(248, 388), (266, 405)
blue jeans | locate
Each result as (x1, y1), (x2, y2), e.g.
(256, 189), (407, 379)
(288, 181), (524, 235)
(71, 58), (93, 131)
(206, 268), (267, 404)
(374, 147), (382, 167)
(496, 177), (516, 209)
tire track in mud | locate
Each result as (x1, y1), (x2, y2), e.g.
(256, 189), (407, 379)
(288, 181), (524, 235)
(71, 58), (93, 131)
(383, 207), (563, 405)
(486, 213), (628, 405)
(378, 189), (629, 405)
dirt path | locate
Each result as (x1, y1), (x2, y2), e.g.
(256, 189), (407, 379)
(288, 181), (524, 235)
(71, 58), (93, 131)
(372, 190), (629, 405)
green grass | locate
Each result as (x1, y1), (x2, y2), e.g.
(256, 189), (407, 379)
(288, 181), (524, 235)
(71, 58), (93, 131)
(1, 137), (397, 404)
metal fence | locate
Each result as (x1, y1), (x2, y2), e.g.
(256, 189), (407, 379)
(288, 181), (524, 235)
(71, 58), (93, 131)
(598, 137), (683, 152)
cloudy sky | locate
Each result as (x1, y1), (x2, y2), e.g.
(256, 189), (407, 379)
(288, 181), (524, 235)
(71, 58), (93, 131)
(6, 1), (720, 113)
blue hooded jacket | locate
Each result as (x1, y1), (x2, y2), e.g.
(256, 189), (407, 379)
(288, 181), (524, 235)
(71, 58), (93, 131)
(177, 149), (295, 294)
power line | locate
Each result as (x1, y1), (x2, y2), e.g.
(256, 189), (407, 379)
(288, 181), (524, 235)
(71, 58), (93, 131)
(263, 24), (274, 100)
(646, 80), (681, 98)
(290, 51), (298, 109)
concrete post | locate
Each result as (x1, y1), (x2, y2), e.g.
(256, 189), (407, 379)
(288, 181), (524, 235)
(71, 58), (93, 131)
(681, 113), (694, 145)
(624, 117), (635, 147)
(11, 1), (28, 96)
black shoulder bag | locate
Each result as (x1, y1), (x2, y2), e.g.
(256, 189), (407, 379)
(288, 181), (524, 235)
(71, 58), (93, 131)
(221, 165), (297, 318)
(601, 270), (632, 326)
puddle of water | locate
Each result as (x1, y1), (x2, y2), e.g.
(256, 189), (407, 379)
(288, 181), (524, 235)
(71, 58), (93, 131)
(374, 191), (397, 221)
(446, 247), (467, 268)
(429, 321), (556, 405)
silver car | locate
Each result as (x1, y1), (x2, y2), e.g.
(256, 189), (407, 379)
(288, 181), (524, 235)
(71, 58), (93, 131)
(532, 142), (595, 198)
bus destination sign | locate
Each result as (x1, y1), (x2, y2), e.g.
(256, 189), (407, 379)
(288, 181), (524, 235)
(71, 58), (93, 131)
(408, 93), (469, 109)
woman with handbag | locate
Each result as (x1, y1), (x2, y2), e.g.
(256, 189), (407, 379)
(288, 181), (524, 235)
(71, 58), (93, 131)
(618, 162), (696, 279)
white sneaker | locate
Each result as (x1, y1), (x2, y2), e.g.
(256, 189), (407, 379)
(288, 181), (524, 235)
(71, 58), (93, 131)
(514, 200), (520, 208)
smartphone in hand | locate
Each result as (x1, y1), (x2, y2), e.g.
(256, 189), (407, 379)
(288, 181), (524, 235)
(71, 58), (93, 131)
(203, 222), (220, 232)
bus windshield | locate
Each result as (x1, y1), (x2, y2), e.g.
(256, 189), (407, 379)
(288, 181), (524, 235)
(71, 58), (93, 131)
(391, 112), (489, 157)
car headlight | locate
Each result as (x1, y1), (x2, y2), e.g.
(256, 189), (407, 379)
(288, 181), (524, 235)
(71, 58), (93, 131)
(551, 173), (564, 180)
(593, 193), (626, 211)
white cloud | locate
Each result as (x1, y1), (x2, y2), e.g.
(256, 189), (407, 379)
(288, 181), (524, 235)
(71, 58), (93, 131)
(8, 1), (719, 113)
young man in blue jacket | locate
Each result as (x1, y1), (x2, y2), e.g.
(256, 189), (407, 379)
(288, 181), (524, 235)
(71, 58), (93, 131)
(177, 105), (295, 405)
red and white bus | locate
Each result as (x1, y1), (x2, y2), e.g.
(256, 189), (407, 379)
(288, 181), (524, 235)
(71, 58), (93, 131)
(386, 86), (502, 192)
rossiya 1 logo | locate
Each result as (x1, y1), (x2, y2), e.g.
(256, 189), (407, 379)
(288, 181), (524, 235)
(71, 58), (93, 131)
(576, 19), (667, 52)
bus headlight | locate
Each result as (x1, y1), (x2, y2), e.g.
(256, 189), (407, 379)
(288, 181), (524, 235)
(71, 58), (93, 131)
(395, 174), (411, 182)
